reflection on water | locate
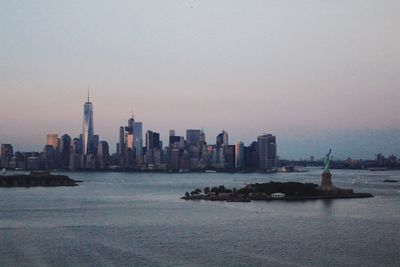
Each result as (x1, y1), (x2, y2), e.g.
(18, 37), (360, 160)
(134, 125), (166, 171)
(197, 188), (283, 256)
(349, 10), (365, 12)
(322, 199), (334, 208)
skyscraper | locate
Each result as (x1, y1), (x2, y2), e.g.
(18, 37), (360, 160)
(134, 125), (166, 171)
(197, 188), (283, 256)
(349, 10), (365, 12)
(127, 116), (134, 132)
(216, 130), (229, 148)
(125, 116), (135, 154)
(117, 115), (143, 168)
(226, 145), (236, 169)
(42, 145), (56, 170)
(118, 126), (125, 156)
(47, 134), (59, 150)
(60, 134), (71, 169)
(257, 134), (277, 171)
(186, 129), (202, 146)
(132, 118), (143, 159)
(97, 141), (110, 170)
(146, 130), (160, 150)
(126, 133), (134, 150)
(69, 138), (82, 170)
(0, 144), (14, 168)
(223, 131), (228, 147)
(82, 90), (94, 155)
(132, 122), (142, 139)
(235, 141), (244, 168)
(199, 130), (206, 143)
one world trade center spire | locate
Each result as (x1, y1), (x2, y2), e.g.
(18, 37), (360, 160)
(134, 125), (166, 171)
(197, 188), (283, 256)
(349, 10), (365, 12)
(83, 87), (94, 155)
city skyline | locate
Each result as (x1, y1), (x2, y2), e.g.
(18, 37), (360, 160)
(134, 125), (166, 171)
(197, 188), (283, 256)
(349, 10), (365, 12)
(1, 92), (400, 160)
(1, 1), (400, 159)
(0, 94), (280, 172)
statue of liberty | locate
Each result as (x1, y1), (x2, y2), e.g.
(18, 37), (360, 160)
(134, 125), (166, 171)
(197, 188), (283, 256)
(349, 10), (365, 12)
(323, 149), (333, 173)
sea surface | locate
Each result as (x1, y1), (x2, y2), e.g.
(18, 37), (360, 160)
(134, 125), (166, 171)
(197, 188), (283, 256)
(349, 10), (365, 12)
(0, 168), (399, 267)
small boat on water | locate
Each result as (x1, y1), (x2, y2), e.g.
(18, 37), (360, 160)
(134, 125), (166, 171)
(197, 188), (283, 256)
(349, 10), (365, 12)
(383, 179), (399, 183)
(353, 176), (368, 185)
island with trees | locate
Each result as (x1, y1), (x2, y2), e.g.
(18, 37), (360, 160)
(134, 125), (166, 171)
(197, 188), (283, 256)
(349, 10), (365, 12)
(0, 171), (79, 187)
(181, 181), (373, 202)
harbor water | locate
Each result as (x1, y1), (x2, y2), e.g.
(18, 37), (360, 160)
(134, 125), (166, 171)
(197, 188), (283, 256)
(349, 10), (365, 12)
(0, 168), (399, 266)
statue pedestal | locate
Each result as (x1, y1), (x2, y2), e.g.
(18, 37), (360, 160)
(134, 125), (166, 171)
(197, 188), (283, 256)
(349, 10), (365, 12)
(320, 172), (334, 191)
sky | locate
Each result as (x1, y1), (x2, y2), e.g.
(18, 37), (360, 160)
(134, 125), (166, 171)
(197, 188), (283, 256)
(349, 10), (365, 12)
(0, 0), (399, 159)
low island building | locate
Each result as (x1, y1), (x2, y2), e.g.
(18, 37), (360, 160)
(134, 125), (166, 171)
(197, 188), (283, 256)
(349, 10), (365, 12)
(271, 193), (286, 199)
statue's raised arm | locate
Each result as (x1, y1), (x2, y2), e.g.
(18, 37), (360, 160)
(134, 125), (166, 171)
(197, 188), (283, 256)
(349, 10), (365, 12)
(323, 149), (332, 173)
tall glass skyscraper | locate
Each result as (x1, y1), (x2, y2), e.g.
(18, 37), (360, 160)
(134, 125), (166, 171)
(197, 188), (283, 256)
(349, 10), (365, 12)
(132, 117), (143, 161)
(83, 91), (94, 155)
(257, 134), (277, 171)
(235, 141), (244, 168)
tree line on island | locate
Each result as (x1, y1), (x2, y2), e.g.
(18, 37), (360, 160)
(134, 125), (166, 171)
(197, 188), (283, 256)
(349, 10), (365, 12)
(184, 182), (321, 201)
(0, 172), (79, 187)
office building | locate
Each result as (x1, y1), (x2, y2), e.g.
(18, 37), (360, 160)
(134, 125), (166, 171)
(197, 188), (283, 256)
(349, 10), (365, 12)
(118, 126), (125, 156)
(69, 138), (83, 170)
(146, 130), (160, 150)
(235, 142), (244, 168)
(216, 130), (228, 148)
(60, 134), (71, 169)
(169, 135), (184, 148)
(169, 148), (181, 171)
(186, 129), (202, 146)
(42, 145), (56, 170)
(47, 134), (59, 150)
(132, 118), (143, 164)
(244, 141), (259, 170)
(226, 145), (236, 169)
(26, 156), (40, 170)
(258, 134), (277, 171)
(1, 144), (14, 168)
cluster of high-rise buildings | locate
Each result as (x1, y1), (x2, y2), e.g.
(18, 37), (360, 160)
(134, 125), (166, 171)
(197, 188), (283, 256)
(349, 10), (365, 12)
(0, 96), (278, 172)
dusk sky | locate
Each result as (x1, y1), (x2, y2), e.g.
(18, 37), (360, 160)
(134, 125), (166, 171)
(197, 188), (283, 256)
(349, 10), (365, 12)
(1, 0), (399, 159)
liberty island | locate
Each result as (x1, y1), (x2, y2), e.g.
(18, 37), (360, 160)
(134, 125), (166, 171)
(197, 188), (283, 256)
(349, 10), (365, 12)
(182, 150), (373, 202)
